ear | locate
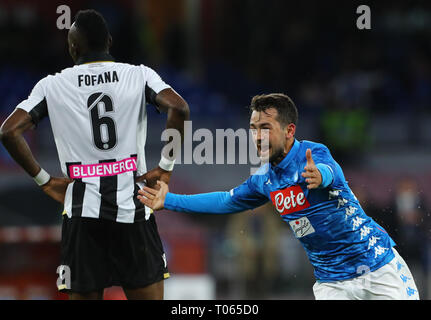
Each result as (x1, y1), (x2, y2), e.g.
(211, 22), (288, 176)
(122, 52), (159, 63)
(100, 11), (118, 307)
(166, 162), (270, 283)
(285, 123), (296, 139)
(68, 42), (78, 62)
(107, 35), (113, 49)
(72, 43), (81, 60)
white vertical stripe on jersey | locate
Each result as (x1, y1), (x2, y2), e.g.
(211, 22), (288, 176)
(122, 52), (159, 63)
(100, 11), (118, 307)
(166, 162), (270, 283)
(116, 171), (137, 223)
(136, 103), (148, 176)
(145, 205), (152, 220)
(64, 181), (74, 218)
(136, 181), (152, 221)
(81, 176), (102, 219)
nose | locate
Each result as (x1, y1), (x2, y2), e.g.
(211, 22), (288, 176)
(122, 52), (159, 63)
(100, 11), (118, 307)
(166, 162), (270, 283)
(259, 129), (270, 142)
(251, 129), (262, 145)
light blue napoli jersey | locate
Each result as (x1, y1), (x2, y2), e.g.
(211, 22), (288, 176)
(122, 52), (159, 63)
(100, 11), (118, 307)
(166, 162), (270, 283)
(164, 139), (396, 282)
(230, 139), (396, 282)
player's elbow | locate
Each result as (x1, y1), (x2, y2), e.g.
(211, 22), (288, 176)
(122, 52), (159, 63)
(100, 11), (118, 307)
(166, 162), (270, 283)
(0, 110), (33, 143)
(156, 88), (190, 119)
(174, 99), (190, 120)
(0, 119), (25, 144)
(0, 121), (16, 143)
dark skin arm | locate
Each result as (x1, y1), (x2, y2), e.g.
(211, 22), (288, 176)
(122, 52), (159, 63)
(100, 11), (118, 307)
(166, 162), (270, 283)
(0, 109), (72, 203)
(136, 88), (190, 188)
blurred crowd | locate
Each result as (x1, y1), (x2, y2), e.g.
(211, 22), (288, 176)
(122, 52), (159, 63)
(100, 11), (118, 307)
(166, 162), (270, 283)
(0, 0), (430, 299)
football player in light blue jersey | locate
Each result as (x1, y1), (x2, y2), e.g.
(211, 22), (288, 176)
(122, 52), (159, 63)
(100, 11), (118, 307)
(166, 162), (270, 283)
(138, 93), (419, 300)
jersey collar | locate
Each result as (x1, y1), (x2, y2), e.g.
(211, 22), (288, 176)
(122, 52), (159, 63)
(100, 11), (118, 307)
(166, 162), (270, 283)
(271, 139), (300, 171)
(76, 52), (115, 65)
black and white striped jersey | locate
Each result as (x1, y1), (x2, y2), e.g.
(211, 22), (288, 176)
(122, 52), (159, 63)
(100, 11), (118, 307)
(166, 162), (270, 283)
(16, 55), (170, 223)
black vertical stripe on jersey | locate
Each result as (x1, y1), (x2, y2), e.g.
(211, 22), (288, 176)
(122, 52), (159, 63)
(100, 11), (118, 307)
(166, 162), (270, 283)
(99, 159), (118, 221)
(133, 181), (147, 222)
(28, 98), (48, 126)
(66, 162), (85, 218)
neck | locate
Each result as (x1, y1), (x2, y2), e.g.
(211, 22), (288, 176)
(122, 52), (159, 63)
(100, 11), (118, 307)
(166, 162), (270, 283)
(270, 138), (295, 167)
(76, 51), (113, 65)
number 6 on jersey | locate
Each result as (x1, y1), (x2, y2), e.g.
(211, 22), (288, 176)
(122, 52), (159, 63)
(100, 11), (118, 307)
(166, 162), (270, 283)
(87, 92), (117, 151)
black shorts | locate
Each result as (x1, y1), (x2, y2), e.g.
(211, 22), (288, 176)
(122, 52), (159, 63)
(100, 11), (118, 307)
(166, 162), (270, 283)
(58, 214), (169, 293)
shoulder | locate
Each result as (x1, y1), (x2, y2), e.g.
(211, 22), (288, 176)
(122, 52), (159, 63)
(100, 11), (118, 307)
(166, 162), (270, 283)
(253, 163), (270, 176)
(110, 62), (145, 77)
(248, 163), (270, 187)
(33, 66), (82, 92)
(298, 139), (331, 154)
(105, 63), (164, 81)
(299, 139), (329, 150)
(29, 74), (53, 94)
(112, 62), (140, 71)
(137, 63), (157, 71)
(42, 66), (78, 86)
(138, 64), (164, 79)
(52, 65), (78, 78)
(296, 140), (335, 164)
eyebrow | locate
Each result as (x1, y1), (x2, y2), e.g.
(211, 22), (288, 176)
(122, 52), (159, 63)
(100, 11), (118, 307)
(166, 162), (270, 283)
(249, 122), (272, 127)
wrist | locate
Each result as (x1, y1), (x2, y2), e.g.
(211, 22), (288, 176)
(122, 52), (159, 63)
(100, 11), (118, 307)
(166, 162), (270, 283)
(164, 192), (173, 209)
(316, 163), (334, 188)
(33, 168), (51, 186)
(158, 155), (175, 172)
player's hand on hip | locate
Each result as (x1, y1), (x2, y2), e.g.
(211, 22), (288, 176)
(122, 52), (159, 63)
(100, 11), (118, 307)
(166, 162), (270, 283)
(135, 166), (172, 190)
(301, 148), (322, 189)
(137, 180), (168, 211)
(41, 177), (73, 204)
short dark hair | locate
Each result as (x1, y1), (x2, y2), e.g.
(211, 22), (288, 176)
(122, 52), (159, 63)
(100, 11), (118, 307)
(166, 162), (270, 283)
(74, 9), (110, 51)
(249, 93), (298, 127)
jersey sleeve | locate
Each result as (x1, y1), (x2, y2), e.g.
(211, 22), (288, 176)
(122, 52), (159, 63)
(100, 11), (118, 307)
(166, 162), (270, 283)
(15, 77), (49, 126)
(311, 144), (342, 188)
(229, 177), (269, 209)
(164, 178), (268, 214)
(141, 65), (171, 109)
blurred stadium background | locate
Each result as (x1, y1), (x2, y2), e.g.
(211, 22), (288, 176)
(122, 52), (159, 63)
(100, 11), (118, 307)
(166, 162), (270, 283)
(0, 0), (430, 299)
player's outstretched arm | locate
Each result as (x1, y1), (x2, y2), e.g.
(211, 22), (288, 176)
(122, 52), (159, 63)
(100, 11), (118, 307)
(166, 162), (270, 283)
(137, 180), (262, 214)
(0, 109), (72, 203)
